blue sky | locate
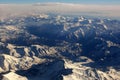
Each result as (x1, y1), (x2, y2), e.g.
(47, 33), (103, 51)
(0, 0), (120, 5)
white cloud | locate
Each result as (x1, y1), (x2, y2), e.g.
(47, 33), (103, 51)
(0, 3), (120, 19)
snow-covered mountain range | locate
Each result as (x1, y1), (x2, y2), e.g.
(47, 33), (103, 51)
(0, 14), (120, 80)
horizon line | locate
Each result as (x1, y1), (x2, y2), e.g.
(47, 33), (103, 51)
(0, 2), (120, 6)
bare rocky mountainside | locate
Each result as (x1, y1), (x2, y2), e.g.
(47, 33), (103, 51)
(0, 14), (120, 80)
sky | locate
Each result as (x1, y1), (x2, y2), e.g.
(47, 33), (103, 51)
(0, 0), (120, 5)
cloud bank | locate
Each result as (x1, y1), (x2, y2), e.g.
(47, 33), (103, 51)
(0, 3), (120, 19)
